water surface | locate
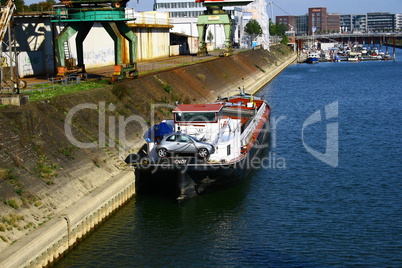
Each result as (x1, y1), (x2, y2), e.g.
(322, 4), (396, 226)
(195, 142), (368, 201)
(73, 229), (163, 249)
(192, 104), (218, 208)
(55, 50), (402, 267)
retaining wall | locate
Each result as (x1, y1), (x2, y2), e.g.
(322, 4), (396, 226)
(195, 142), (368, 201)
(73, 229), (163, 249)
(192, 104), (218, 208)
(0, 171), (134, 268)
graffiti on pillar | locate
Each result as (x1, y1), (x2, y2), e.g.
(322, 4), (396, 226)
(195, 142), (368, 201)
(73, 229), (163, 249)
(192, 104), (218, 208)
(84, 49), (114, 67)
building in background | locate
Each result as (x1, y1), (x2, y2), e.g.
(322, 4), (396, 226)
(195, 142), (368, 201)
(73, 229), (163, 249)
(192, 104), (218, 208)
(155, 0), (239, 49)
(154, 1), (205, 18)
(308, 7), (340, 35)
(277, 7), (400, 35)
(396, 14), (402, 31)
(295, 15), (308, 35)
(327, 12), (341, 33)
(340, 14), (367, 33)
(276, 15), (296, 32)
(154, 0), (269, 50)
(367, 13), (395, 32)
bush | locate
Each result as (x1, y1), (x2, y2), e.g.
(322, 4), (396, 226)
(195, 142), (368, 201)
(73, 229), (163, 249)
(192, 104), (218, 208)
(162, 83), (172, 93)
(4, 198), (21, 209)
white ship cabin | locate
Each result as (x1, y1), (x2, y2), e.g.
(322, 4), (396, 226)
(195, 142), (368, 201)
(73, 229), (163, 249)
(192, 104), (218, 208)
(145, 96), (267, 162)
(170, 103), (243, 162)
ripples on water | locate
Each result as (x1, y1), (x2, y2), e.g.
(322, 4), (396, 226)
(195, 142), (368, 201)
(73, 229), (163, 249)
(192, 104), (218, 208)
(55, 50), (402, 267)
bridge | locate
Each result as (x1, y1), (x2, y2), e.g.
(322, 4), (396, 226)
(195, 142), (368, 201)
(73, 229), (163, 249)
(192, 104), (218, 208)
(296, 32), (402, 41)
(293, 32), (401, 54)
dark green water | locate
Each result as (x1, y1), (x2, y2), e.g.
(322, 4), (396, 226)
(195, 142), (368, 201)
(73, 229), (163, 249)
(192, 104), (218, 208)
(55, 49), (402, 267)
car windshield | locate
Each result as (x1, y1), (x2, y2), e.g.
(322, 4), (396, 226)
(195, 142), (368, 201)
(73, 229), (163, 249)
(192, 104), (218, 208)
(189, 135), (200, 142)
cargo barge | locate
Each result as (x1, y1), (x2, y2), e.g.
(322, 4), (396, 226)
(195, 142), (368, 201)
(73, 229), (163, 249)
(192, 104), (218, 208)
(125, 90), (271, 201)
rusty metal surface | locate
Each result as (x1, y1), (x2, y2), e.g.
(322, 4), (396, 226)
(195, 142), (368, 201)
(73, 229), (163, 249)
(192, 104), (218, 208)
(0, 0), (15, 43)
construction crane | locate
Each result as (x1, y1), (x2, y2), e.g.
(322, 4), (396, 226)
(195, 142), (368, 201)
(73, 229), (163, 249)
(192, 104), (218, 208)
(0, 0), (14, 43)
(52, 0), (138, 81)
(0, 0), (26, 93)
(196, 0), (253, 56)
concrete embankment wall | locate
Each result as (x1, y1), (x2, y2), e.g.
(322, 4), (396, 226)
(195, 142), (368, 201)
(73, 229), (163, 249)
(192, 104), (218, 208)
(0, 172), (134, 267)
(0, 45), (296, 267)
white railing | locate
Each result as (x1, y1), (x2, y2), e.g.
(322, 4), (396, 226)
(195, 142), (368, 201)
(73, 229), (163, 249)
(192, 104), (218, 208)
(240, 102), (266, 146)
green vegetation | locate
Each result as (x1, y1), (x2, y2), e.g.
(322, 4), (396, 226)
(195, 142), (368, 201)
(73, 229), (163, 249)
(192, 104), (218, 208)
(4, 198), (21, 209)
(24, 222), (35, 230)
(0, 168), (29, 196)
(269, 20), (289, 45)
(207, 30), (214, 44)
(2, 213), (24, 225)
(2, 0), (56, 13)
(1, 213), (25, 233)
(276, 44), (290, 55)
(245, 19), (263, 45)
(269, 21), (287, 36)
(92, 156), (102, 168)
(196, 73), (206, 82)
(15, 187), (24, 195)
(58, 142), (77, 159)
(34, 155), (58, 184)
(111, 82), (129, 99)
(162, 83), (172, 93)
(280, 35), (289, 46)
(386, 38), (402, 46)
(28, 79), (110, 102)
(0, 168), (17, 180)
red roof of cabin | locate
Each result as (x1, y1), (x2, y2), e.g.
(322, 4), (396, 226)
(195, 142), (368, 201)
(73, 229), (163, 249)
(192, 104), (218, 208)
(173, 104), (223, 113)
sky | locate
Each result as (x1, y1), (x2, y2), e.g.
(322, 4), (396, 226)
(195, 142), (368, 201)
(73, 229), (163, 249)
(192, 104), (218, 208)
(23, 0), (402, 15)
(127, 0), (402, 15)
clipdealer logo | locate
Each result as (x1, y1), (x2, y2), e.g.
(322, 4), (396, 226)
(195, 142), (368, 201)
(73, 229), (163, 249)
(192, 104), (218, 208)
(63, 101), (339, 168)
(302, 101), (339, 167)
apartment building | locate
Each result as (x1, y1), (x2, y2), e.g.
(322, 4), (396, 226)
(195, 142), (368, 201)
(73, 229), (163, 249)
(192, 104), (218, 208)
(367, 12), (395, 32)
(340, 14), (367, 33)
(396, 14), (402, 31)
(308, 7), (340, 34)
(277, 7), (400, 35)
(276, 15), (296, 31)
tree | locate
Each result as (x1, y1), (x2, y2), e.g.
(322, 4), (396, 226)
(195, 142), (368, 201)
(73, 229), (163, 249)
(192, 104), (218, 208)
(269, 21), (287, 36)
(280, 35), (288, 45)
(207, 30), (213, 44)
(244, 19), (262, 45)
(277, 23), (287, 36)
(29, 0), (56, 12)
(269, 19), (277, 36)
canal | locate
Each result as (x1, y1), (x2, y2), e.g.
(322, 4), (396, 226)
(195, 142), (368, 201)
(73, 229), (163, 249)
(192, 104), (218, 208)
(55, 49), (402, 267)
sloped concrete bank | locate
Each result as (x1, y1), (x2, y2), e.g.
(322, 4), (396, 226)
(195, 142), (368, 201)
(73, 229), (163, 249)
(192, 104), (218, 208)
(0, 172), (134, 267)
(0, 45), (296, 267)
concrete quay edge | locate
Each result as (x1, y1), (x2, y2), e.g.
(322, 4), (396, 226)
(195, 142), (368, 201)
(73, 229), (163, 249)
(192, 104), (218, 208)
(0, 171), (134, 268)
